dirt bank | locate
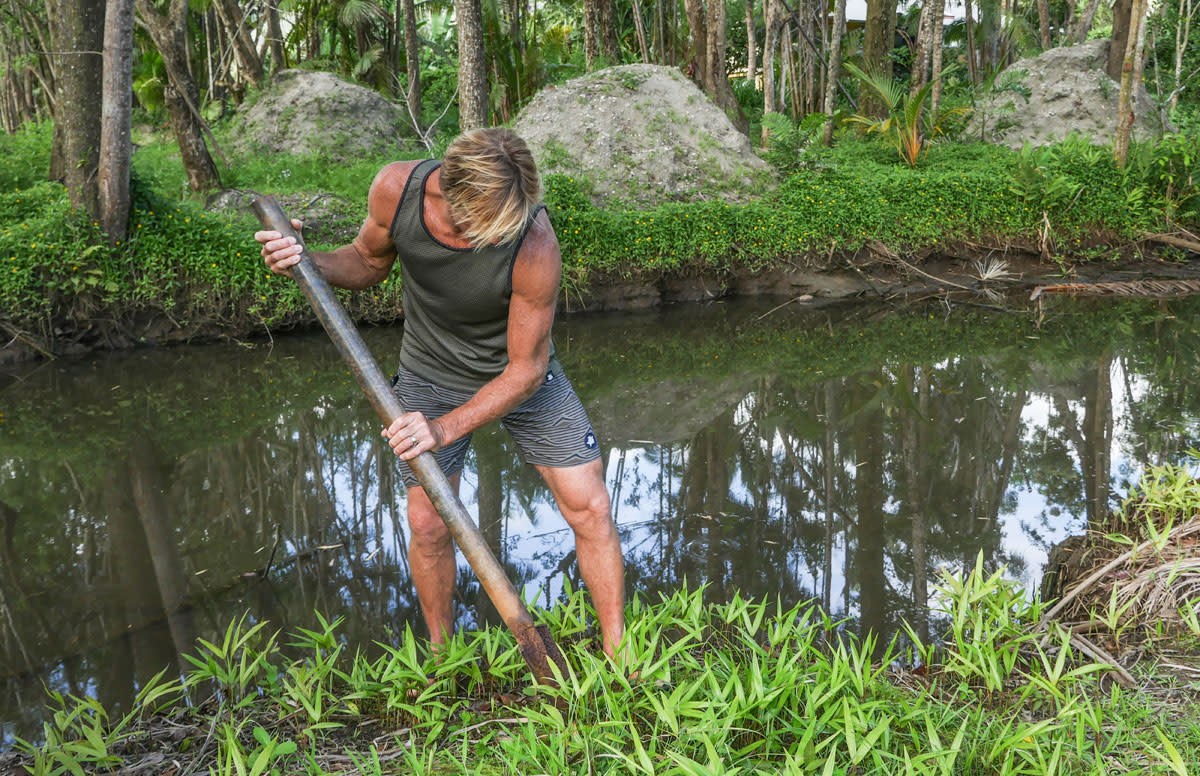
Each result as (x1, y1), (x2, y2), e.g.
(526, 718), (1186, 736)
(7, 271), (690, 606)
(3, 249), (1199, 368)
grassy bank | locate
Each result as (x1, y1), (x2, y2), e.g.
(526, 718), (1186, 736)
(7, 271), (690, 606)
(1, 123), (1198, 358)
(7, 522), (1200, 774)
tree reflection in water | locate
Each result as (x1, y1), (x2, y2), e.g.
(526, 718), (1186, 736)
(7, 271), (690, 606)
(3, 295), (1200, 742)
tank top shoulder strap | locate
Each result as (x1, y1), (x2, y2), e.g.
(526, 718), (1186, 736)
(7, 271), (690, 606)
(389, 159), (440, 242)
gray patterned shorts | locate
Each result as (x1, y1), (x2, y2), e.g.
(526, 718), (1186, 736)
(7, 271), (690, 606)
(390, 364), (601, 489)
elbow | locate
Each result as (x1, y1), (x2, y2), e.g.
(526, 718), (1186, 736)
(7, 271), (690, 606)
(511, 362), (547, 399)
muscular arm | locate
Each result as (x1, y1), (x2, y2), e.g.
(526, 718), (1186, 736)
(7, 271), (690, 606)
(385, 212), (562, 457)
(257, 162), (414, 289)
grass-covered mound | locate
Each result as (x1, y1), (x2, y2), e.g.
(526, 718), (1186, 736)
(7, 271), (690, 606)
(1, 121), (1198, 359)
(6, 555), (1199, 775)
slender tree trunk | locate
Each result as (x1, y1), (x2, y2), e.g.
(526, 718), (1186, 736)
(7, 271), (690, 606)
(456, 0), (489, 128)
(1108, 0), (1133, 81)
(655, 0), (665, 62)
(745, 0), (757, 85)
(787, 23), (801, 118)
(1172, 0), (1193, 111)
(266, 0), (285, 73)
(632, 0), (651, 62)
(402, 0), (422, 125)
(823, 0), (846, 145)
(930, 0), (946, 118)
(1072, 0), (1102, 42)
(211, 0), (263, 88)
(48, 0), (104, 216)
(779, 22), (791, 113)
(100, 0), (134, 242)
(1115, 0), (1149, 166)
(1036, 0), (1052, 48)
(135, 0), (221, 191)
(762, 0), (779, 145)
(911, 0), (933, 95)
(965, 0), (978, 83)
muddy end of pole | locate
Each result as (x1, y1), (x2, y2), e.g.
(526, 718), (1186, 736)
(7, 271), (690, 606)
(514, 623), (569, 684)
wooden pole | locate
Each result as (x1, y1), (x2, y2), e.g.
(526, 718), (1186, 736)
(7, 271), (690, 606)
(251, 196), (567, 683)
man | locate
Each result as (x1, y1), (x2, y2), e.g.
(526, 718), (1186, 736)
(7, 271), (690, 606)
(255, 128), (626, 660)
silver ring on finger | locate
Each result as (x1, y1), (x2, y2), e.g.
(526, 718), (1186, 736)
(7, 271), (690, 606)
(410, 435), (419, 449)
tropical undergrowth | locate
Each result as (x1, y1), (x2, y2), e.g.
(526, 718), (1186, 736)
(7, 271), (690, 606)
(0, 122), (1197, 357)
(9, 564), (1199, 776)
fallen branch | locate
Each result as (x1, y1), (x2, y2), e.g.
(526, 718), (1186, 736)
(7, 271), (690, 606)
(867, 240), (972, 291)
(1143, 232), (1200, 253)
(1030, 278), (1200, 300)
(1069, 633), (1136, 689)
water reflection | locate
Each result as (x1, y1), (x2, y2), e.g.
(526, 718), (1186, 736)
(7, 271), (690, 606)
(3, 294), (1200, 743)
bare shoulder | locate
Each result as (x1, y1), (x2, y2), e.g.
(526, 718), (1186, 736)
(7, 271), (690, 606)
(368, 160), (423, 216)
(511, 209), (561, 301)
(515, 209), (561, 267)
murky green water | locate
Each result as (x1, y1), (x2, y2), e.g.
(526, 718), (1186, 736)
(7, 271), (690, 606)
(3, 294), (1200, 744)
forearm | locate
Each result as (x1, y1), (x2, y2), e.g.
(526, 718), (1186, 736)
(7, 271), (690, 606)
(310, 243), (389, 290)
(434, 363), (546, 445)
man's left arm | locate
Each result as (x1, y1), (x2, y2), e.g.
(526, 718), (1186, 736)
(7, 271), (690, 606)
(382, 212), (561, 459)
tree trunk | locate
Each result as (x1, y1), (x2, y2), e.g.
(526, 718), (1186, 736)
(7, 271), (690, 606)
(1108, 0), (1133, 81)
(598, 0), (620, 63)
(761, 0), (779, 145)
(965, 0), (978, 83)
(926, 0), (945, 116)
(1172, 0), (1193, 111)
(48, 0), (104, 217)
(911, 0), (933, 95)
(1114, 0), (1148, 166)
(862, 0), (895, 117)
(683, 0), (710, 91)
(703, 0), (743, 123)
(1036, 0), (1052, 48)
(456, 0), (489, 129)
(266, 0), (286, 74)
(745, 0), (757, 85)
(402, 0), (422, 124)
(632, 0), (651, 63)
(823, 0), (846, 145)
(100, 0), (135, 243)
(1071, 0), (1102, 42)
(135, 0), (221, 191)
(655, 0), (665, 62)
(211, 0), (263, 89)
(930, 0), (946, 117)
(584, 0), (602, 70)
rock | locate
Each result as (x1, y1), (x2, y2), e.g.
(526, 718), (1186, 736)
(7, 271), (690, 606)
(206, 188), (362, 247)
(969, 39), (1170, 149)
(513, 64), (772, 207)
(227, 69), (418, 161)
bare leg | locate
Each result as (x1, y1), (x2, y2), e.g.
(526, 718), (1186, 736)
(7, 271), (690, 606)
(406, 473), (461, 648)
(535, 460), (626, 660)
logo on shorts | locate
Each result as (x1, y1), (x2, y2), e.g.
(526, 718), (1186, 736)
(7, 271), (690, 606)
(584, 430), (597, 449)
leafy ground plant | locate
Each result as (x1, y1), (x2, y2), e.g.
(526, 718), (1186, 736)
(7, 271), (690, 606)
(8, 552), (1199, 775)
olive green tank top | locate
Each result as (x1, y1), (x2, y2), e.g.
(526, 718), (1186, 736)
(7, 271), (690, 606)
(390, 159), (556, 393)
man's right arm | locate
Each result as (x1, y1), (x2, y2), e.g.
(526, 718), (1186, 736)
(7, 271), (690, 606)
(255, 161), (416, 289)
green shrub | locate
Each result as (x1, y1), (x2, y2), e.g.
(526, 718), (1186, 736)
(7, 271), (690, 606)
(0, 122), (52, 191)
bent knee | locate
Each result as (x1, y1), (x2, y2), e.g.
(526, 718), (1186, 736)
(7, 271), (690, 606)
(562, 489), (614, 535)
(408, 501), (451, 546)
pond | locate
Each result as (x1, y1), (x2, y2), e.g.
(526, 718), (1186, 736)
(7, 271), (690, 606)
(3, 292), (1200, 744)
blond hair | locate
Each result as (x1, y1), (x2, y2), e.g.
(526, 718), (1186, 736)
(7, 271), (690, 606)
(440, 128), (542, 249)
